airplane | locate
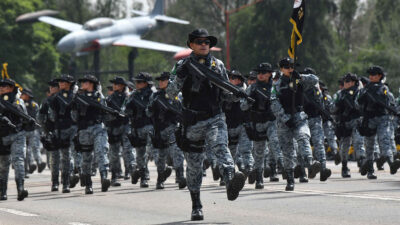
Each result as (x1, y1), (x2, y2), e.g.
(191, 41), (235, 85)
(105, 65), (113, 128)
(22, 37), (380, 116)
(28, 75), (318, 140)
(16, 0), (189, 54)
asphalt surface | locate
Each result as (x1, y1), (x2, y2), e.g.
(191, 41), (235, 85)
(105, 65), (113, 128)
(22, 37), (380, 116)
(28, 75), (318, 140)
(1, 161), (400, 225)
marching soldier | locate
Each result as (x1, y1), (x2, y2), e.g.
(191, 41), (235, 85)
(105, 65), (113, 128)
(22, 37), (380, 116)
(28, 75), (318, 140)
(21, 88), (46, 174)
(71, 75), (111, 194)
(105, 76), (136, 186)
(125, 72), (154, 188)
(167, 28), (246, 220)
(357, 66), (400, 178)
(270, 57), (321, 191)
(241, 63), (281, 188)
(0, 79), (29, 201)
(146, 72), (186, 189)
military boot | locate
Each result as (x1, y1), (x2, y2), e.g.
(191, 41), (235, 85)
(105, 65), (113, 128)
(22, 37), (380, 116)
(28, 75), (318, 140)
(359, 157), (368, 175)
(85, 174), (93, 194)
(294, 165), (301, 179)
(80, 172), (86, 187)
(285, 169), (295, 191)
(320, 162), (332, 182)
(144, 166), (150, 180)
(176, 166), (187, 189)
(62, 172), (70, 193)
(334, 150), (341, 165)
(111, 170), (121, 187)
(190, 191), (203, 221)
(224, 168), (245, 201)
(156, 170), (165, 190)
(269, 163), (279, 182)
(219, 178), (226, 186)
(28, 164), (37, 174)
(0, 179), (7, 201)
(16, 179), (28, 201)
(131, 168), (140, 185)
(69, 173), (80, 189)
(248, 168), (256, 184)
(38, 162), (47, 173)
(100, 171), (111, 192)
(307, 161), (321, 179)
(255, 169), (264, 189)
(387, 157), (400, 175)
(367, 160), (377, 179)
(51, 172), (59, 192)
(341, 161), (351, 178)
(263, 164), (271, 178)
(211, 164), (220, 181)
(124, 169), (131, 180)
(376, 156), (385, 170)
(299, 166), (308, 183)
(140, 168), (149, 188)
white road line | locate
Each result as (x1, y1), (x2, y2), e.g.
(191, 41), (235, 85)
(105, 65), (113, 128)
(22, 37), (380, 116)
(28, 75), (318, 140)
(69, 222), (91, 225)
(0, 208), (39, 217)
(265, 187), (400, 202)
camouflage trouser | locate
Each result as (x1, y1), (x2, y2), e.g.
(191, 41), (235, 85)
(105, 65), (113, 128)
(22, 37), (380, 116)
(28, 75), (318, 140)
(323, 120), (338, 153)
(185, 113), (234, 193)
(364, 115), (394, 161)
(390, 118), (397, 155)
(132, 125), (153, 170)
(49, 150), (60, 178)
(340, 119), (365, 162)
(109, 125), (136, 173)
(26, 129), (42, 165)
(56, 126), (77, 175)
(0, 132), (26, 181)
(277, 112), (312, 169)
(78, 123), (110, 175)
(252, 121), (280, 171)
(153, 125), (183, 171)
(308, 116), (327, 165)
(228, 124), (254, 168)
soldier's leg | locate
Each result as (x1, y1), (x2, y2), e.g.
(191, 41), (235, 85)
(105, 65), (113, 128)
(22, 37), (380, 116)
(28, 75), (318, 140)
(49, 150), (60, 191)
(277, 123), (296, 191)
(122, 132), (136, 179)
(59, 146), (71, 193)
(171, 143), (186, 189)
(11, 134), (28, 201)
(0, 154), (11, 200)
(364, 135), (377, 178)
(93, 125), (111, 192)
(109, 142), (121, 187)
(340, 136), (352, 177)
(81, 151), (93, 194)
(376, 116), (400, 174)
(32, 130), (45, 172)
(185, 151), (204, 220)
(253, 140), (267, 189)
(266, 121), (280, 181)
(155, 148), (169, 189)
(237, 125), (254, 174)
(309, 117), (330, 181)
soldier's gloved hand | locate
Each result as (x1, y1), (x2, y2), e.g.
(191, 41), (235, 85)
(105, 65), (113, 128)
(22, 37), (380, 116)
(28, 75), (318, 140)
(175, 60), (189, 79)
(285, 117), (296, 128)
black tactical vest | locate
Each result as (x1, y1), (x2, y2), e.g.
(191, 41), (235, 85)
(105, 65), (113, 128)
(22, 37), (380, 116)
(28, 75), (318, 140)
(106, 91), (128, 127)
(277, 75), (304, 115)
(51, 89), (75, 129)
(127, 86), (152, 129)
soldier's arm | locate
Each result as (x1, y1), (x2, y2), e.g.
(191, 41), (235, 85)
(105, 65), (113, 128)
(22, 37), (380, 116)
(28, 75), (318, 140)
(300, 73), (319, 90)
(270, 82), (291, 123)
(166, 60), (187, 99)
(145, 93), (156, 118)
(240, 85), (253, 111)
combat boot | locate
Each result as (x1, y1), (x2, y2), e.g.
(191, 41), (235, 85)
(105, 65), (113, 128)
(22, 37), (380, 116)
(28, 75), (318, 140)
(190, 191), (203, 221)
(0, 179), (7, 201)
(79, 172), (86, 187)
(131, 168), (140, 184)
(341, 161), (351, 178)
(367, 160), (377, 179)
(176, 166), (187, 189)
(359, 157), (368, 175)
(51, 172), (59, 192)
(255, 169), (264, 189)
(145, 166), (150, 180)
(224, 168), (245, 201)
(387, 157), (400, 175)
(62, 172), (70, 193)
(140, 168), (149, 188)
(219, 178), (225, 186)
(248, 169), (256, 184)
(69, 173), (80, 189)
(16, 179), (28, 201)
(100, 171), (111, 192)
(211, 164), (220, 181)
(111, 170), (121, 187)
(124, 169), (131, 180)
(285, 169), (295, 191)
(277, 159), (284, 174)
(38, 162), (46, 173)
(308, 161), (321, 179)
(28, 164), (37, 174)
(320, 163), (332, 182)
(299, 166), (308, 183)
(334, 150), (341, 165)
(263, 164), (271, 178)
(294, 165), (301, 179)
(376, 156), (385, 170)
(269, 163), (279, 182)
(156, 171), (165, 190)
(85, 174), (93, 194)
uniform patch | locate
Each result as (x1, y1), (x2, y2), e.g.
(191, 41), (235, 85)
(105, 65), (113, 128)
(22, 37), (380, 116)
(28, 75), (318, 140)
(63, 93), (68, 98)
(3, 95), (8, 101)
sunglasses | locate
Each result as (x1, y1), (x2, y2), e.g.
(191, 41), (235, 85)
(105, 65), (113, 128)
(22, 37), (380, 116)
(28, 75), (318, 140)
(344, 79), (353, 83)
(135, 80), (146, 84)
(193, 39), (211, 45)
(283, 65), (294, 69)
(369, 73), (379, 76)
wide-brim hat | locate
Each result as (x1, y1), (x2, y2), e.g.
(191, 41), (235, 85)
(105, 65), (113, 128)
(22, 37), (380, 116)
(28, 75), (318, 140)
(278, 57), (295, 68)
(47, 79), (59, 87)
(253, 63), (274, 73)
(109, 76), (127, 85)
(246, 71), (257, 80)
(78, 75), (99, 84)
(106, 85), (113, 91)
(21, 87), (34, 98)
(155, 72), (170, 81)
(0, 78), (16, 87)
(133, 72), (153, 84)
(228, 69), (244, 81)
(343, 73), (358, 82)
(54, 74), (75, 83)
(302, 67), (316, 75)
(366, 65), (385, 76)
(187, 28), (218, 48)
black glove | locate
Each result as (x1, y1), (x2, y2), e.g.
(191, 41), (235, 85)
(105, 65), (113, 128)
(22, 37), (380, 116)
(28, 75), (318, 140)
(175, 59), (189, 79)
(285, 117), (296, 128)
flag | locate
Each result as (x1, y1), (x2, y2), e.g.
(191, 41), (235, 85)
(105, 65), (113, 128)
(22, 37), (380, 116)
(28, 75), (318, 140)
(288, 0), (305, 59)
(2, 63), (22, 90)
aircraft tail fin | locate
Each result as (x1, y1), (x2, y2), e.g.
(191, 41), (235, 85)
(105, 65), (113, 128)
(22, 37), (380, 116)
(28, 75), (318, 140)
(150, 0), (164, 16)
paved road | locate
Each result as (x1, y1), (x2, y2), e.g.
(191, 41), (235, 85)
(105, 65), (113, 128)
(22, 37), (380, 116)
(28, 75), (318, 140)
(1, 161), (400, 225)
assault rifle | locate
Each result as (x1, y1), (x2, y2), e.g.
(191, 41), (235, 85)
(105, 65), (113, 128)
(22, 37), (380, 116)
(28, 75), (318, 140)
(0, 98), (41, 127)
(75, 94), (125, 117)
(365, 91), (399, 116)
(303, 93), (335, 122)
(155, 96), (183, 118)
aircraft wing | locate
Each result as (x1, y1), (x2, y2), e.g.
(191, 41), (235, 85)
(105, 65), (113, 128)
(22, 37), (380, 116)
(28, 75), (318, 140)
(39, 16), (82, 32)
(113, 35), (185, 53)
(154, 15), (189, 25)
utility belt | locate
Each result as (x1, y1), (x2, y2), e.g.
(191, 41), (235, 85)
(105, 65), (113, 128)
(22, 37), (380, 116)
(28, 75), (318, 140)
(175, 124), (204, 153)
(357, 117), (377, 137)
(40, 133), (59, 151)
(243, 122), (269, 141)
(73, 135), (93, 152)
(249, 110), (275, 123)
(127, 129), (147, 148)
(78, 119), (101, 130)
(335, 122), (353, 139)
(0, 138), (11, 155)
(183, 107), (221, 126)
